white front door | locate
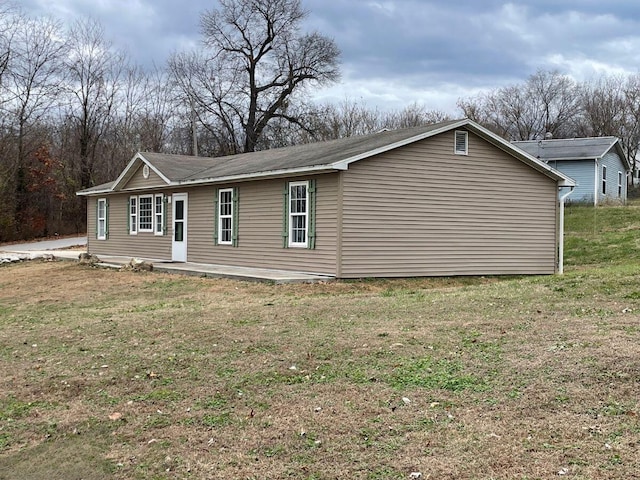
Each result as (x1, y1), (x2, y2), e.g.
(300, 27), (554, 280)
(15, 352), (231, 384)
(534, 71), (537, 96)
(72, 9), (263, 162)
(172, 193), (187, 262)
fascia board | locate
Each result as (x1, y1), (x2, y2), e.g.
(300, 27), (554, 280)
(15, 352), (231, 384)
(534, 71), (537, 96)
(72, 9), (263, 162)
(76, 188), (113, 197)
(540, 156), (598, 162)
(177, 164), (344, 187)
(329, 119), (469, 170)
(468, 122), (576, 187)
(611, 140), (632, 170)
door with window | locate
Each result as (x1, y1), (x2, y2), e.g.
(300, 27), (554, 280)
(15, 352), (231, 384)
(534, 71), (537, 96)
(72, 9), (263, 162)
(172, 193), (187, 262)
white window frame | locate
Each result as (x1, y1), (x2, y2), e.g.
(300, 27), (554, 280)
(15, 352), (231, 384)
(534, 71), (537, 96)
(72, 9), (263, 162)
(618, 171), (623, 197)
(154, 194), (164, 236)
(217, 188), (234, 245)
(602, 165), (607, 195)
(129, 196), (137, 235)
(97, 198), (107, 240)
(288, 181), (309, 248)
(138, 194), (154, 232)
(454, 130), (468, 155)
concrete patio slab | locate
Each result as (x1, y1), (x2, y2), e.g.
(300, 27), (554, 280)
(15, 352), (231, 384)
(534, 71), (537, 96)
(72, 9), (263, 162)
(92, 255), (334, 283)
(1, 239), (333, 283)
(1, 249), (332, 283)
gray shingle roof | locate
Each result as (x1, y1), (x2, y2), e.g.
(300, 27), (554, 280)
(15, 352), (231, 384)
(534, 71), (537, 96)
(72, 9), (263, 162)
(77, 118), (576, 196)
(512, 137), (621, 162)
(141, 120), (463, 182)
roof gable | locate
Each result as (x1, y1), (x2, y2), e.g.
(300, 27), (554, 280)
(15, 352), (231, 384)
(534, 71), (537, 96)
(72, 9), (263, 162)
(512, 137), (630, 169)
(77, 119), (575, 196)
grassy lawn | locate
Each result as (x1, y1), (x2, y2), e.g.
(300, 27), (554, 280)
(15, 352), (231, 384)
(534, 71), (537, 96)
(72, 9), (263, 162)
(1, 203), (640, 479)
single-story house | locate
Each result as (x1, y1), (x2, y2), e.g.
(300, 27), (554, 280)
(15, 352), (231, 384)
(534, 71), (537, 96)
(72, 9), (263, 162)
(512, 136), (629, 205)
(77, 118), (575, 278)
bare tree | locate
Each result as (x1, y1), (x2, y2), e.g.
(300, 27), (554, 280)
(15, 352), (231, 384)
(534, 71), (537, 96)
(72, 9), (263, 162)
(621, 75), (640, 178)
(0, 15), (67, 238)
(576, 75), (627, 137)
(458, 70), (580, 140)
(190, 0), (340, 153)
(64, 18), (127, 189)
(168, 50), (243, 156)
(382, 102), (451, 129)
(0, 1), (19, 92)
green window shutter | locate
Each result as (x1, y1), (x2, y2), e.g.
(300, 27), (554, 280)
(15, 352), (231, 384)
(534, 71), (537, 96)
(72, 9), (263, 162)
(232, 187), (239, 247)
(308, 179), (316, 249)
(282, 182), (290, 248)
(105, 199), (109, 239)
(162, 196), (168, 235)
(126, 198), (130, 234)
(213, 188), (219, 245)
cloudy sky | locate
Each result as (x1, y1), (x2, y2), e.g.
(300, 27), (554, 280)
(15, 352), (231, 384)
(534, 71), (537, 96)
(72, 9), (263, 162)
(16, 0), (640, 114)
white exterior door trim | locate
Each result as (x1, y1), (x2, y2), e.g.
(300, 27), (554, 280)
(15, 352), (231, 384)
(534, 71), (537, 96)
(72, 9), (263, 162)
(172, 193), (188, 262)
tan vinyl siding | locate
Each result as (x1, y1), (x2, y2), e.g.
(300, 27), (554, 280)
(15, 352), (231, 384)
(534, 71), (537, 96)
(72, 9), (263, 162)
(187, 175), (338, 275)
(339, 130), (559, 277)
(87, 194), (172, 260)
(124, 164), (167, 190)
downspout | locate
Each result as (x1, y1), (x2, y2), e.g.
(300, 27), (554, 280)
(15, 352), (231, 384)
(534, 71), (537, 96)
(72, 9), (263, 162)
(558, 186), (574, 275)
(594, 159), (599, 206)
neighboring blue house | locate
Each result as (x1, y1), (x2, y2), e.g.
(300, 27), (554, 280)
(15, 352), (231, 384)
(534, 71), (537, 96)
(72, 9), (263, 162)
(513, 137), (630, 205)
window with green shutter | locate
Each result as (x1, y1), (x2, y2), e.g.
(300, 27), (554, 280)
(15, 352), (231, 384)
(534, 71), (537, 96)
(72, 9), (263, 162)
(215, 187), (239, 247)
(154, 194), (165, 236)
(96, 198), (108, 240)
(129, 196), (137, 235)
(283, 179), (316, 249)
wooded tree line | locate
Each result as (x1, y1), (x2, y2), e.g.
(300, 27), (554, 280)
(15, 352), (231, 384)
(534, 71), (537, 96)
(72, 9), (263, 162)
(1, 0), (640, 242)
(458, 70), (640, 175)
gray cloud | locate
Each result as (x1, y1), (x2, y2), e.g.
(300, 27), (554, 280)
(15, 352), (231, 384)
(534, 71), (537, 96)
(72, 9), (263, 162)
(15, 0), (640, 112)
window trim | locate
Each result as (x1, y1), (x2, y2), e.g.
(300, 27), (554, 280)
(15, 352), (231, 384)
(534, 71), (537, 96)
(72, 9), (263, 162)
(97, 198), (107, 240)
(154, 194), (164, 236)
(618, 171), (623, 197)
(129, 196), (137, 235)
(602, 165), (607, 195)
(217, 188), (234, 245)
(138, 194), (154, 232)
(454, 130), (468, 155)
(288, 180), (309, 248)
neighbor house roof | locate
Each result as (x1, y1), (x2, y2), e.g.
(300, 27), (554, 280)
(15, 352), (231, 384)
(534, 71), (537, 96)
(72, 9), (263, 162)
(77, 118), (575, 196)
(512, 136), (630, 169)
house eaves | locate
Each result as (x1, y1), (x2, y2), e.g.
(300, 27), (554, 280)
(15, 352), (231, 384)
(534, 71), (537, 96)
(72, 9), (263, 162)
(469, 124), (575, 187)
(76, 181), (115, 196)
(512, 137), (630, 171)
(330, 119), (574, 186)
(177, 164), (346, 187)
(77, 118), (574, 196)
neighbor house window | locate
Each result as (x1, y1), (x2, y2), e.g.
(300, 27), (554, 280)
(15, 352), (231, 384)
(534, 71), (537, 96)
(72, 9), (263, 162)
(618, 171), (623, 197)
(97, 198), (108, 240)
(129, 196), (137, 235)
(138, 195), (153, 232)
(154, 194), (164, 235)
(454, 130), (468, 155)
(602, 165), (607, 195)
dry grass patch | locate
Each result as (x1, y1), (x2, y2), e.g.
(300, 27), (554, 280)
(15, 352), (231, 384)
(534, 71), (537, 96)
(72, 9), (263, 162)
(1, 258), (639, 479)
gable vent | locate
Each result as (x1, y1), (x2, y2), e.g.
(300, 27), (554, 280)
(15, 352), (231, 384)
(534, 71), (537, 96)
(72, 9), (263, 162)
(454, 130), (468, 155)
